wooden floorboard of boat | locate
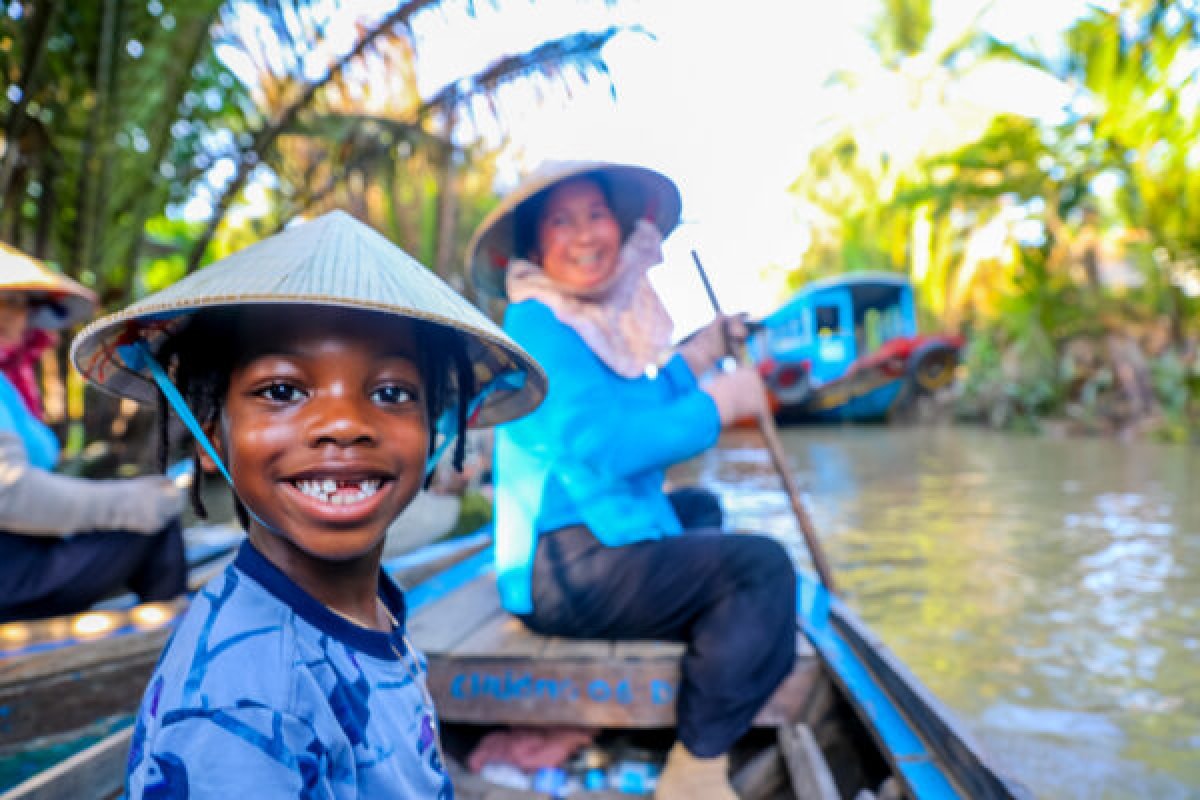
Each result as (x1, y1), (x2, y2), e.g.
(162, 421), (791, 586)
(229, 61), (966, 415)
(0, 726), (131, 800)
(408, 574), (508, 654)
(731, 741), (787, 800)
(778, 723), (839, 800)
(410, 570), (819, 730)
(450, 613), (546, 658)
(0, 626), (170, 749)
(611, 640), (685, 660)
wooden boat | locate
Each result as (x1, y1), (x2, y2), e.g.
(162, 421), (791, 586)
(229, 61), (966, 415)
(747, 273), (963, 423)
(0, 529), (487, 752)
(2, 529), (1028, 800)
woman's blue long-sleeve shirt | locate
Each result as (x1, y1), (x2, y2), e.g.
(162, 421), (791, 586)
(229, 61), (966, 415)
(493, 299), (721, 613)
(0, 374), (59, 470)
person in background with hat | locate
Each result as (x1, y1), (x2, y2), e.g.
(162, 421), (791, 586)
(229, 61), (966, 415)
(0, 243), (185, 622)
(468, 162), (797, 800)
(71, 210), (545, 797)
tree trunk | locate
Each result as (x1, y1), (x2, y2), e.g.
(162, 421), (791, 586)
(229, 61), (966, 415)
(72, 0), (119, 283)
(121, 6), (222, 299)
(0, 0), (61, 200)
(433, 108), (460, 287)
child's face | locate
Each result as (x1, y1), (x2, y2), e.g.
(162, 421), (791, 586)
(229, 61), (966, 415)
(204, 308), (430, 563)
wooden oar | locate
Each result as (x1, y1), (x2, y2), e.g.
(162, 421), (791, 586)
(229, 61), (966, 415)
(691, 251), (838, 593)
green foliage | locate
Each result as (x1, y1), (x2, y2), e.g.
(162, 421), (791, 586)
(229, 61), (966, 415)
(0, 0), (247, 302)
(958, 316), (1060, 432)
(1, 0), (628, 453)
(1148, 349), (1200, 442)
(445, 490), (493, 540)
(870, 0), (934, 67)
(790, 0), (1200, 440)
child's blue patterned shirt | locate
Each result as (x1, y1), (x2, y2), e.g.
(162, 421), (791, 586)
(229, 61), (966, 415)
(126, 541), (452, 799)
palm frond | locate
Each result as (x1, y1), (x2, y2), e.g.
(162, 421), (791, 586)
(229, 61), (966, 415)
(424, 26), (626, 117)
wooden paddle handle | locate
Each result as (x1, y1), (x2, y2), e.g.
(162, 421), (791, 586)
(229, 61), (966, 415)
(690, 251), (838, 593)
(751, 404), (838, 592)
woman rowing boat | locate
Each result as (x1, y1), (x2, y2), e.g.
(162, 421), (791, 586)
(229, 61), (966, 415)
(467, 161), (796, 800)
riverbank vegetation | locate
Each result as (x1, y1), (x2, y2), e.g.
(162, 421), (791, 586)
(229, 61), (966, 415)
(3, 0), (1197, 454)
(0, 0), (625, 463)
(788, 0), (1200, 441)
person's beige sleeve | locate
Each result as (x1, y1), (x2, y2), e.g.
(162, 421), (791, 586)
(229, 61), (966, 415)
(0, 430), (183, 536)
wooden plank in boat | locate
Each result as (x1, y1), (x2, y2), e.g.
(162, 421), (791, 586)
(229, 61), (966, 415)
(427, 652), (683, 728)
(610, 640), (685, 660)
(0, 639), (160, 748)
(0, 726), (131, 800)
(387, 530), (492, 590)
(778, 723), (839, 800)
(539, 636), (614, 659)
(406, 566), (819, 730)
(730, 742), (785, 800)
(408, 574), (508, 654)
(426, 646), (817, 730)
(0, 604), (178, 749)
(753, 657), (820, 728)
(449, 613), (546, 659)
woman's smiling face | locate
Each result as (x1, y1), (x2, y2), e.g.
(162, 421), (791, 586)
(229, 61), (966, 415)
(205, 308), (430, 564)
(535, 177), (623, 294)
(0, 293), (31, 349)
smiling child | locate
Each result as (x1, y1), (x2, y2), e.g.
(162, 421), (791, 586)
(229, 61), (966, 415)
(70, 211), (544, 798)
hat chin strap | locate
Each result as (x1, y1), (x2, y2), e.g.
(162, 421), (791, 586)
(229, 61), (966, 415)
(120, 340), (525, 532)
(119, 341), (282, 534)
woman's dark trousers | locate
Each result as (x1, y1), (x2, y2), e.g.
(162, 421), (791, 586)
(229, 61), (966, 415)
(0, 519), (186, 622)
(520, 488), (797, 758)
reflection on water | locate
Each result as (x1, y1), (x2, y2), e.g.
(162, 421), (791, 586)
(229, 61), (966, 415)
(681, 426), (1198, 800)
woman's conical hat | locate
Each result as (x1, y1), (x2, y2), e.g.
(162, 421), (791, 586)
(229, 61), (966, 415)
(466, 160), (682, 298)
(70, 210), (545, 427)
(0, 242), (98, 330)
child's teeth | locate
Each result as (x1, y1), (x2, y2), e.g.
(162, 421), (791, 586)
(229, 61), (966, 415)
(295, 478), (382, 504)
(298, 480), (325, 499)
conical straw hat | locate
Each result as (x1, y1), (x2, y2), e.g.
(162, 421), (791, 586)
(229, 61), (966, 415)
(71, 210), (545, 427)
(0, 242), (97, 330)
(466, 160), (682, 298)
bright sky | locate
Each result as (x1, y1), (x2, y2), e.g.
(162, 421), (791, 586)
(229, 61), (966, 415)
(411, 0), (1094, 336)
(213, 0), (1097, 336)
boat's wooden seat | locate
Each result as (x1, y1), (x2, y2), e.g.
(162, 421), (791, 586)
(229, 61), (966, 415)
(409, 572), (819, 728)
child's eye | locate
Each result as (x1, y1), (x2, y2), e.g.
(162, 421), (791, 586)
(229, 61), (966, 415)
(256, 382), (306, 404)
(372, 384), (415, 406)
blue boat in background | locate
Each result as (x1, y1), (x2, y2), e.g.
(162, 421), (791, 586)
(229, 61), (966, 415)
(748, 272), (963, 422)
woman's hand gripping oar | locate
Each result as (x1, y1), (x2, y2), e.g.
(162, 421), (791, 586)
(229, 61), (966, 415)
(690, 251), (838, 593)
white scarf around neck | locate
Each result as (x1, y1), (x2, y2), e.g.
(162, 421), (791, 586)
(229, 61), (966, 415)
(506, 219), (674, 379)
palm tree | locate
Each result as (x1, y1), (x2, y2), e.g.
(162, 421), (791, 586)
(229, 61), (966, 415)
(190, 0), (630, 285)
(984, 1), (1200, 339)
(0, 0), (630, 446)
(0, 0), (241, 291)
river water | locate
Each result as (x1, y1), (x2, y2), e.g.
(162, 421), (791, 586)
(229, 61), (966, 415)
(682, 426), (1198, 800)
